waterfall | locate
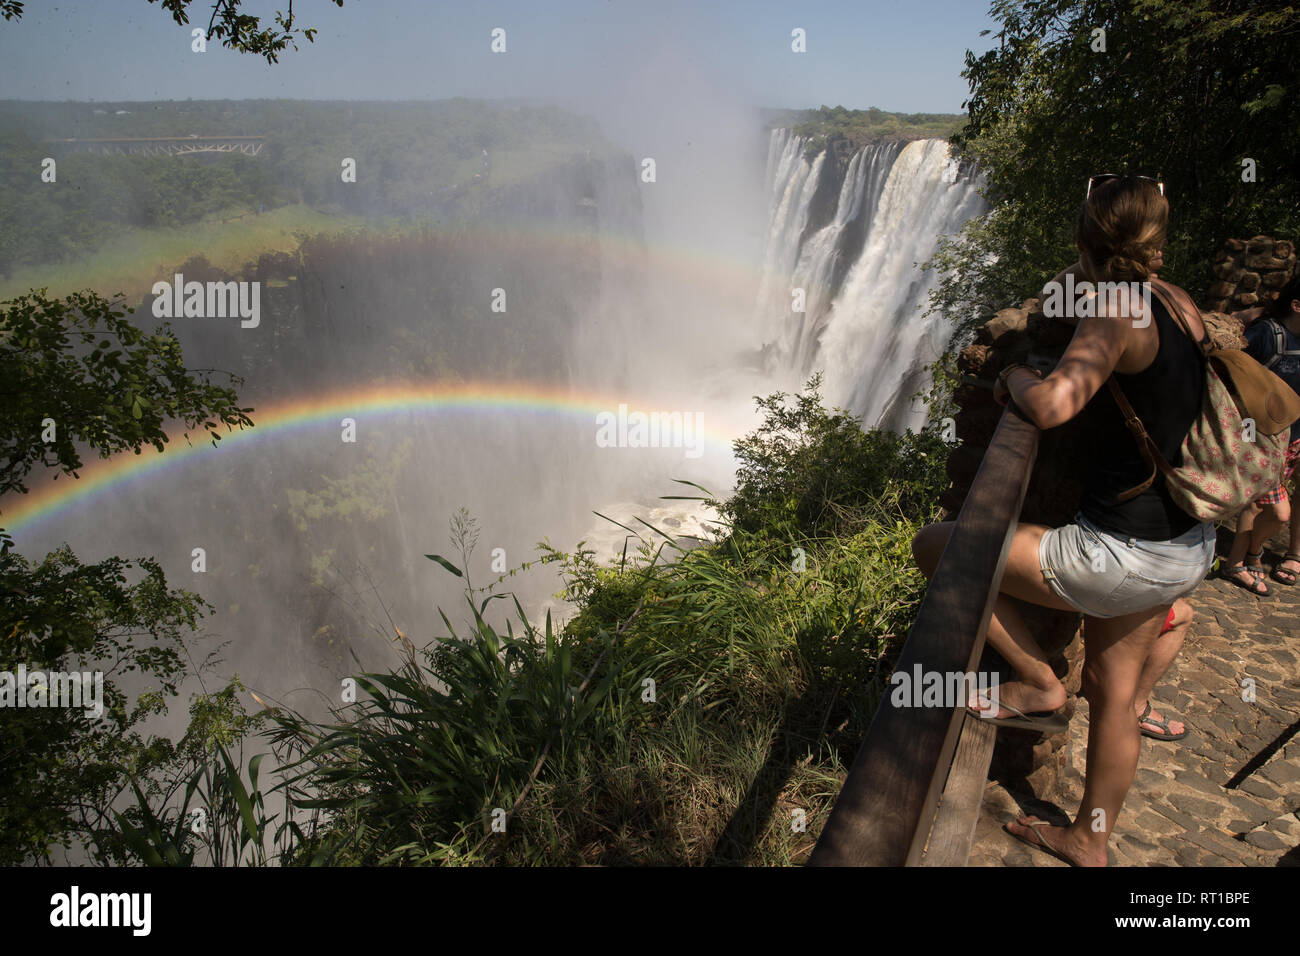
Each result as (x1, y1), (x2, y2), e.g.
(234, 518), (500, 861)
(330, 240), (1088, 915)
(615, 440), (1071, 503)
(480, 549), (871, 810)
(753, 128), (825, 348)
(755, 130), (986, 432)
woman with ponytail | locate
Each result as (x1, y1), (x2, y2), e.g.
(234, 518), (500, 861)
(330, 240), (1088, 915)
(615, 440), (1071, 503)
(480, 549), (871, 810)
(911, 175), (1215, 866)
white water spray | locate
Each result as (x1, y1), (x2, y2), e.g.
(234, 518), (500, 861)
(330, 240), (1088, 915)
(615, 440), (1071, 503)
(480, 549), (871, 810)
(756, 130), (986, 431)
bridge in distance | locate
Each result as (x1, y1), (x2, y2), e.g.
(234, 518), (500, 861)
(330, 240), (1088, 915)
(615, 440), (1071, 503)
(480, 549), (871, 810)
(43, 135), (264, 156)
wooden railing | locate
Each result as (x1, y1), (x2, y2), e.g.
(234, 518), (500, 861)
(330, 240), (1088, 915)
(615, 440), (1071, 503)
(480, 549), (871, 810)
(807, 403), (1041, 866)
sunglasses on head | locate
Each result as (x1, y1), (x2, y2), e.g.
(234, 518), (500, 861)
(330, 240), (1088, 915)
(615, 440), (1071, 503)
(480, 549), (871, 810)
(1086, 173), (1165, 198)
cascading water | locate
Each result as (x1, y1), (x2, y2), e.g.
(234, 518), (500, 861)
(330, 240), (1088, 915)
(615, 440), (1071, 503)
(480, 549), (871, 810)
(753, 131), (825, 349)
(756, 128), (986, 432)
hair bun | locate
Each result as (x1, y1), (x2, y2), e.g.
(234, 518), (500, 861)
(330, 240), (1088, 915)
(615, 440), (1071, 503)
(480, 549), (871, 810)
(1103, 253), (1151, 282)
(1076, 178), (1168, 285)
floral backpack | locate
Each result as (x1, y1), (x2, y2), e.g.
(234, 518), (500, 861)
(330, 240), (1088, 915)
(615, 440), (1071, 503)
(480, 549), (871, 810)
(1108, 279), (1300, 523)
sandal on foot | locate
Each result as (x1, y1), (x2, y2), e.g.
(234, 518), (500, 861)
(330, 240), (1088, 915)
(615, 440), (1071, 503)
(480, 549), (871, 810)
(1138, 701), (1187, 741)
(1004, 819), (1078, 867)
(1271, 552), (1300, 586)
(1246, 550), (1274, 594)
(967, 695), (1068, 733)
(1219, 562), (1271, 596)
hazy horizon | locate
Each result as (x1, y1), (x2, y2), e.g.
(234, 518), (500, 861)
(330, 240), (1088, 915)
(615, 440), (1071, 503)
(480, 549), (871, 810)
(0, 1), (997, 113)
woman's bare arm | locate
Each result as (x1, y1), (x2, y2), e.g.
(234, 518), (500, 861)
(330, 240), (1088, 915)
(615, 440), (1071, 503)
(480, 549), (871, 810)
(1006, 286), (1134, 429)
(1041, 261), (1089, 328)
(1232, 305), (1265, 327)
(1042, 261), (1084, 296)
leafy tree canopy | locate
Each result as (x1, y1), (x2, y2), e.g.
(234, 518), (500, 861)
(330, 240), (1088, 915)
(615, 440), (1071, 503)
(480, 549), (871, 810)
(1, 0), (346, 63)
(0, 0), (296, 869)
(0, 547), (203, 865)
(930, 0), (1300, 339)
(0, 290), (254, 864)
(1, 289), (252, 512)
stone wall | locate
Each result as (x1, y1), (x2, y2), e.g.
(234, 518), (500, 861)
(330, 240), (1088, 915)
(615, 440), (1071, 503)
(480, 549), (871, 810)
(1204, 235), (1297, 313)
(938, 238), (1279, 799)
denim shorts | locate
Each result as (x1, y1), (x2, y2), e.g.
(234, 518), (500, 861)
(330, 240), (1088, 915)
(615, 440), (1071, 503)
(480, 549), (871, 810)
(1038, 511), (1216, 619)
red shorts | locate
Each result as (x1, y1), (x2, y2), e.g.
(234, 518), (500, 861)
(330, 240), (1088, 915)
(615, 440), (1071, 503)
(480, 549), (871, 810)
(1160, 605), (1176, 633)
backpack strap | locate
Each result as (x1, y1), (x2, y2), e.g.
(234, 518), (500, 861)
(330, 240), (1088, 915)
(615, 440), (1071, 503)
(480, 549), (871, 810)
(1108, 377), (1177, 501)
(1263, 318), (1300, 370)
(1150, 279), (1212, 357)
(1110, 279), (1204, 502)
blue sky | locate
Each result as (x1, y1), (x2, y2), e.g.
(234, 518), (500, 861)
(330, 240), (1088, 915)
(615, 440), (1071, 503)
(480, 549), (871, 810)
(0, 0), (999, 113)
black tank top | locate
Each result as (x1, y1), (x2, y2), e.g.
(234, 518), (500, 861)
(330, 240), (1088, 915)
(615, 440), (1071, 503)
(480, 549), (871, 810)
(1077, 291), (1207, 541)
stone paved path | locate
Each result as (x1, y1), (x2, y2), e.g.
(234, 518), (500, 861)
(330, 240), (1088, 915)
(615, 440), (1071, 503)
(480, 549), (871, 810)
(968, 553), (1300, 867)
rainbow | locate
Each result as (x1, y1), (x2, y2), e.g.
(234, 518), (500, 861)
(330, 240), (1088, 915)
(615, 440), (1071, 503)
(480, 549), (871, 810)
(0, 213), (764, 305)
(0, 381), (746, 539)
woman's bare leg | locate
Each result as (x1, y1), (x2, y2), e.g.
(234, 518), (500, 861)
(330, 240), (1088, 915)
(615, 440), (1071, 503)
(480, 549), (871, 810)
(1273, 490), (1300, 579)
(1007, 602), (1170, 866)
(1135, 598), (1190, 736)
(1281, 491), (1300, 579)
(1225, 501), (1261, 569)
(912, 520), (1077, 715)
(1226, 501), (1283, 587)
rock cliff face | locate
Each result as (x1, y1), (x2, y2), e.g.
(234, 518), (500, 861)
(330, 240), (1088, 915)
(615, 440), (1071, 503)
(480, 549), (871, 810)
(937, 237), (1293, 798)
(1204, 236), (1297, 313)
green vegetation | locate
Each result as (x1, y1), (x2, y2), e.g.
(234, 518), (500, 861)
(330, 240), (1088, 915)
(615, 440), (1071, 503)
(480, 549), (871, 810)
(0, 203), (360, 303)
(0, 288), (251, 502)
(249, 380), (949, 865)
(0, 288), (255, 865)
(0, 98), (621, 278)
(767, 105), (966, 159)
(0, 544), (204, 866)
(724, 379), (951, 537)
(928, 0), (1300, 339)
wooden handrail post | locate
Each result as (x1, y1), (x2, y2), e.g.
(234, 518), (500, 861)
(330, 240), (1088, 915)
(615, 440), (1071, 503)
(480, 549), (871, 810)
(807, 404), (1040, 866)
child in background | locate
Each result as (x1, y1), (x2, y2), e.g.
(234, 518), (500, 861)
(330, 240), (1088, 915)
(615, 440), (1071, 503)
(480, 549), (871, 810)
(1221, 276), (1300, 592)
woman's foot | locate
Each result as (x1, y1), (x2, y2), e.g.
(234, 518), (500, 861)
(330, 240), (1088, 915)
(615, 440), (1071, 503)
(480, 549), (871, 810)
(1005, 816), (1107, 867)
(1220, 562), (1271, 595)
(1272, 552), (1300, 586)
(1137, 700), (1186, 740)
(968, 678), (1066, 720)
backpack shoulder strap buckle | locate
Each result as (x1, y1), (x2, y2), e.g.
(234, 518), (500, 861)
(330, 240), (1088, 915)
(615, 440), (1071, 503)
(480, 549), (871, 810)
(1264, 318), (1300, 369)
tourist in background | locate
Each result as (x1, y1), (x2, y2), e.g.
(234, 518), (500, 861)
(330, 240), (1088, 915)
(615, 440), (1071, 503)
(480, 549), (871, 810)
(1221, 275), (1300, 593)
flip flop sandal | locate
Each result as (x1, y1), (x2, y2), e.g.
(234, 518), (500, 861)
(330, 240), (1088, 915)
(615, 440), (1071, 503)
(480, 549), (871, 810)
(1271, 552), (1300, 586)
(1219, 562), (1271, 596)
(1004, 818), (1078, 867)
(966, 695), (1068, 733)
(1138, 701), (1188, 741)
